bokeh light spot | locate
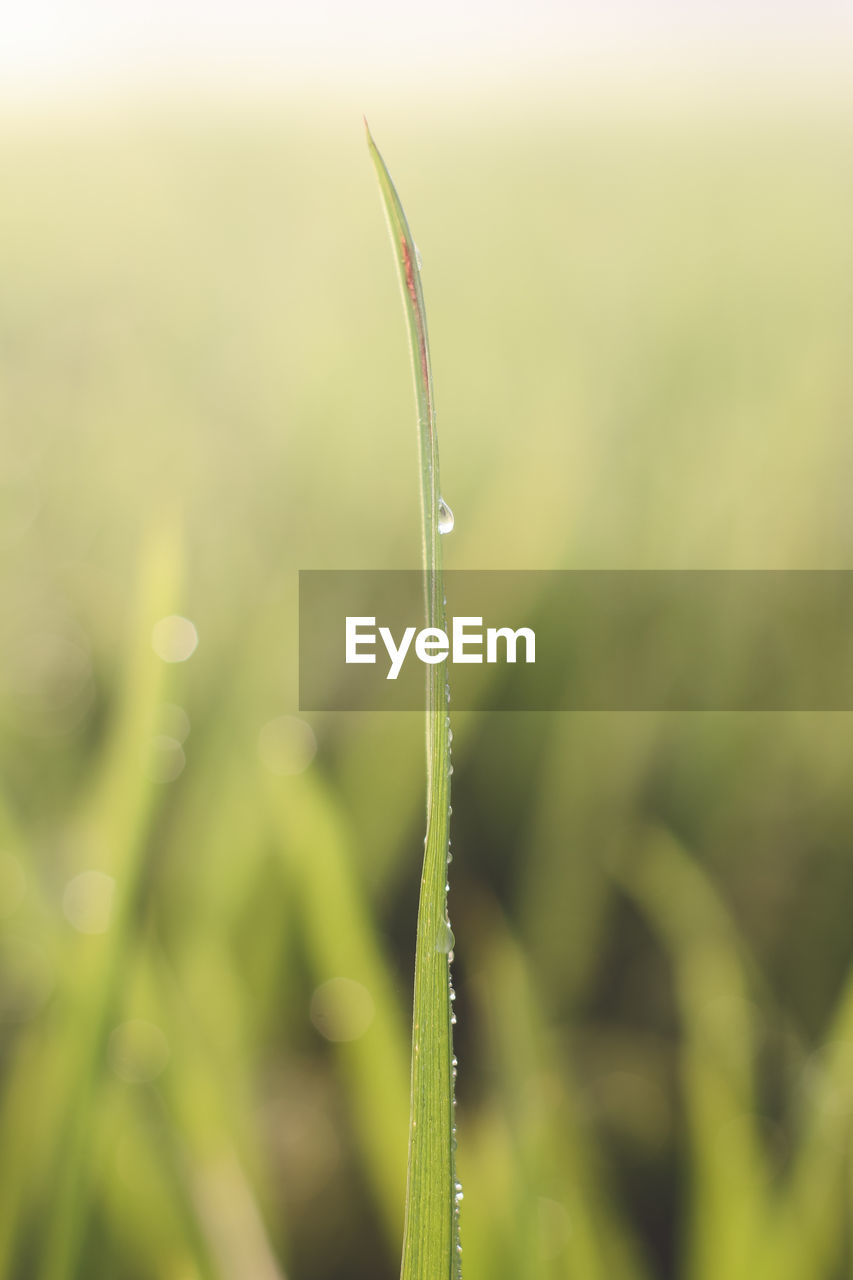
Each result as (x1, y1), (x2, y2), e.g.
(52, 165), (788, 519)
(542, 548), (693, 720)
(155, 702), (191, 744)
(310, 977), (375, 1042)
(258, 716), (317, 776)
(151, 615), (198, 662)
(62, 869), (116, 934)
(143, 735), (186, 783)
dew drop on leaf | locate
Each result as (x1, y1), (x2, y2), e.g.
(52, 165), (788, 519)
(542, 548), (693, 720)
(435, 920), (455, 955)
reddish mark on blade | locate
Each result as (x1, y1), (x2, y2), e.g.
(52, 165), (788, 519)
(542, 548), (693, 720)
(401, 234), (419, 309)
(401, 234), (431, 405)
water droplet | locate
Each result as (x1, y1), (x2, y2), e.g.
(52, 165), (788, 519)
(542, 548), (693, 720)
(438, 499), (454, 535)
(415, 243), (423, 271)
(447, 764), (454, 777)
(436, 921), (455, 954)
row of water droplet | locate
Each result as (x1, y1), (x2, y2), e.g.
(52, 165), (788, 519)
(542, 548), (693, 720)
(426, 463), (461, 1267)
(446, 702), (463, 1273)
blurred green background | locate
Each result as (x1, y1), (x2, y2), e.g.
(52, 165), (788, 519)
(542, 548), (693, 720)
(2, 78), (853, 1280)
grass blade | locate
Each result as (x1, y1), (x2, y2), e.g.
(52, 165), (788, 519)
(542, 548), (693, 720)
(366, 123), (459, 1280)
(266, 764), (411, 1244)
(614, 827), (768, 1280)
(38, 520), (185, 1280)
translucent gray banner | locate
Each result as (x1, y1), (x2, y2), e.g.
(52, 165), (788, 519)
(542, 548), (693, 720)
(299, 570), (853, 711)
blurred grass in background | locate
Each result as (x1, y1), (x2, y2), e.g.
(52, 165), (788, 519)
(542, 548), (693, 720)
(2, 94), (853, 1279)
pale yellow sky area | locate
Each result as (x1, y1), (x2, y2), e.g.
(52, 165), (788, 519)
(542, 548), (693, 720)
(1, 0), (852, 101)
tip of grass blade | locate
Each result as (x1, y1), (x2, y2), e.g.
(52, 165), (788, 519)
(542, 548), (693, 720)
(363, 116), (379, 156)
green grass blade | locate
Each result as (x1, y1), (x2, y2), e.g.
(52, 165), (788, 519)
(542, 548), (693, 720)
(37, 520), (185, 1280)
(266, 764), (411, 1244)
(466, 904), (652, 1280)
(614, 827), (768, 1280)
(366, 124), (459, 1280)
(756, 960), (853, 1280)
